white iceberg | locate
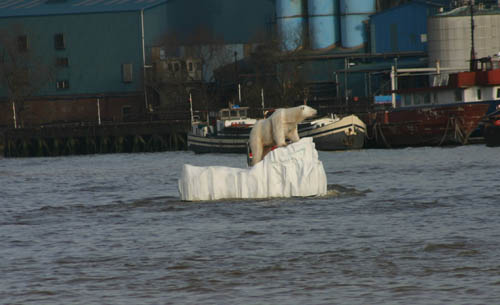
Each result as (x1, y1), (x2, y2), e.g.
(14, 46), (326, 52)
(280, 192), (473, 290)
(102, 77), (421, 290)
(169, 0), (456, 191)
(178, 137), (327, 201)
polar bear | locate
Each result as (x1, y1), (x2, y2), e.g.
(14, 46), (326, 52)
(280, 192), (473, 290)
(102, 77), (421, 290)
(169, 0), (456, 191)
(249, 105), (317, 165)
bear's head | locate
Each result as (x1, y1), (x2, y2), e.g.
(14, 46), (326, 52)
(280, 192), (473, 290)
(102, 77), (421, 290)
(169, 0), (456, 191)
(300, 105), (317, 119)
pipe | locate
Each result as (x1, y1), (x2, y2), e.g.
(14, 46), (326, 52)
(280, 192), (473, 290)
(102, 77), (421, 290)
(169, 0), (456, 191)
(12, 101), (17, 129)
(261, 88), (265, 112)
(391, 65), (396, 108)
(140, 9), (149, 110)
(97, 98), (102, 125)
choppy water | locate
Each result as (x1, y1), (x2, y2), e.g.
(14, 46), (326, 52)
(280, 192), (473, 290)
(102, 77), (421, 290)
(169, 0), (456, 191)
(1, 145), (500, 305)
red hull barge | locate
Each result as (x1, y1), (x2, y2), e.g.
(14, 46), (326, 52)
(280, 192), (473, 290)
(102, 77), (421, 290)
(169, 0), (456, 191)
(368, 103), (490, 148)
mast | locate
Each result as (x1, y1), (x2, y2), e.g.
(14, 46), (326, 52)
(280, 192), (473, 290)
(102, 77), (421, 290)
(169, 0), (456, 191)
(469, 1), (476, 71)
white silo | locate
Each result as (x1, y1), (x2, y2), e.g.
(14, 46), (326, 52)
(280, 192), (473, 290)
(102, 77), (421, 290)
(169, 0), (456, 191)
(428, 7), (500, 71)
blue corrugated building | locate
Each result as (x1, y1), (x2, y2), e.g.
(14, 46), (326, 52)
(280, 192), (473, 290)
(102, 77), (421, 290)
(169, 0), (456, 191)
(0, 0), (168, 98)
(0, 0), (274, 126)
(370, 1), (442, 54)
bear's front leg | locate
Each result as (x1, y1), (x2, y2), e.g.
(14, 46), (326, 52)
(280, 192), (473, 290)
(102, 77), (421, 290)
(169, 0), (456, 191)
(289, 126), (300, 143)
(274, 132), (287, 147)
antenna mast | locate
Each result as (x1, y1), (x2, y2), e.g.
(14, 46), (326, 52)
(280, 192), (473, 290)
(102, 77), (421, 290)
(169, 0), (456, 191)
(469, 1), (476, 71)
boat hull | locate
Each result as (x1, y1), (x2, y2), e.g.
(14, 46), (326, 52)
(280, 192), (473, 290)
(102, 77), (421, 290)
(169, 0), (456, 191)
(368, 103), (490, 148)
(300, 115), (366, 151)
(188, 115), (367, 153)
(187, 134), (248, 154)
(484, 125), (500, 147)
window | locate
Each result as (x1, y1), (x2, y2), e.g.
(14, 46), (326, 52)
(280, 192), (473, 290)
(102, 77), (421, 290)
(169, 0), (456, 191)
(188, 62), (193, 72)
(18, 35), (28, 52)
(54, 33), (65, 50)
(122, 106), (132, 116)
(477, 89), (482, 100)
(496, 88), (500, 99)
(403, 95), (411, 106)
(56, 80), (69, 89)
(56, 57), (69, 67)
(414, 94), (422, 105)
(174, 63), (179, 72)
(424, 93), (431, 104)
(454, 89), (462, 102)
(122, 63), (133, 83)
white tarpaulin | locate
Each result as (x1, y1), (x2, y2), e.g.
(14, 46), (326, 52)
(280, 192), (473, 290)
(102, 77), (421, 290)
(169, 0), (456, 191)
(178, 137), (327, 201)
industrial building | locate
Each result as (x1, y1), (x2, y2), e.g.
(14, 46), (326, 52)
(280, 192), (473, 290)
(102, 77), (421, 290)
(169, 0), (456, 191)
(1, 0), (498, 129)
(0, 0), (273, 127)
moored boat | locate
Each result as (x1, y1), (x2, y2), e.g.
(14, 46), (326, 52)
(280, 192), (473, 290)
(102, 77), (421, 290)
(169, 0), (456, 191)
(187, 106), (367, 153)
(187, 106), (256, 154)
(367, 57), (500, 148)
(299, 114), (366, 151)
(368, 103), (490, 148)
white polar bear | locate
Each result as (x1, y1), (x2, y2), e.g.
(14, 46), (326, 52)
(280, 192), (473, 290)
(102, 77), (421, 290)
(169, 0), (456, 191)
(249, 105), (317, 165)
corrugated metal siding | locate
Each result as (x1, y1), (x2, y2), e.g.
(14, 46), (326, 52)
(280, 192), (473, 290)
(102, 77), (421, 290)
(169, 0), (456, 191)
(165, 0), (274, 44)
(371, 3), (431, 54)
(0, 2), (170, 98)
(0, 11), (144, 96)
(428, 13), (500, 71)
(0, 0), (168, 17)
(144, 3), (168, 62)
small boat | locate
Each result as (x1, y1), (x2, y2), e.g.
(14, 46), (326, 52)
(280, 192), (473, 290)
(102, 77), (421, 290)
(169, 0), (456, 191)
(187, 106), (256, 154)
(187, 106), (367, 154)
(298, 114), (366, 151)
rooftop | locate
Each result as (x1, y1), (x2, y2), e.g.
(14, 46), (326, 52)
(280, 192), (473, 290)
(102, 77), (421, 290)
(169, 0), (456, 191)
(0, 0), (168, 17)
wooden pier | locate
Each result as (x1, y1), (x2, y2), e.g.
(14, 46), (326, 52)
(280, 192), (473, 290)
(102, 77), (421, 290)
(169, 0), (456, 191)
(2, 120), (190, 157)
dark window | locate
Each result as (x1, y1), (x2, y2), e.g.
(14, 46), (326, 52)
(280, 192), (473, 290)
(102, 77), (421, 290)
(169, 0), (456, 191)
(18, 35), (28, 52)
(496, 88), (500, 98)
(122, 63), (133, 83)
(188, 62), (193, 71)
(122, 106), (132, 120)
(477, 89), (482, 100)
(424, 93), (431, 104)
(174, 63), (179, 72)
(54, 33), (65, 50)
(454, 89), (462, 101)
(56, 80), (69, 89)
(56, 57), (69, 67)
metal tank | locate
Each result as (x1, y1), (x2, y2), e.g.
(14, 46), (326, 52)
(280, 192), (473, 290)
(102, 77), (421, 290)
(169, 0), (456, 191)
(428, 12), (500, 72)
(339, 0), (375, 48)
(276, 0), (306, 51)
(308, 0), (339, 49)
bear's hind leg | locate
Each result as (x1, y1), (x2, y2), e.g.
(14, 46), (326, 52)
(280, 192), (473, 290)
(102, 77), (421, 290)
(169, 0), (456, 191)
(250, 141), (263, 166)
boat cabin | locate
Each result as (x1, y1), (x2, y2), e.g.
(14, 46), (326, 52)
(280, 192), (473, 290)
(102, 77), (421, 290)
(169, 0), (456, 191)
(397, 57), (500, 108)
(216, 106), (256, 131)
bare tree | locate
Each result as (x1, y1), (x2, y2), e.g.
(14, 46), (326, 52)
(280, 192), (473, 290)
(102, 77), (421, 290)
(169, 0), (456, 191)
(243, 29), (308, 111)
(147, 27), (237, 121)
(0, 24), (54, 128)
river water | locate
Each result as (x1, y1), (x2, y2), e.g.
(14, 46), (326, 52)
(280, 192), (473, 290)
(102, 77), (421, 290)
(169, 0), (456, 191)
(1, 145), (500, 305)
